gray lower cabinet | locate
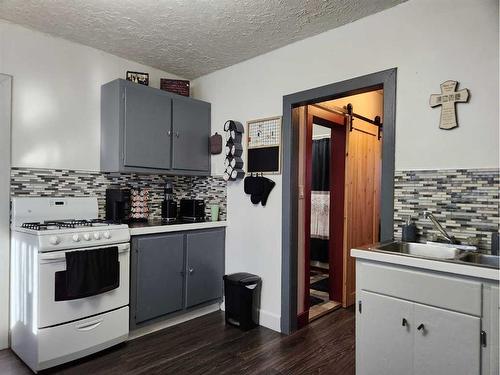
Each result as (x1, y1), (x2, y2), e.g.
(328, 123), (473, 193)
(101, 79), (211, 175)
(134, 233), (184, 324)
(130, 228), (225, 328)
(186, 230), (225, 308)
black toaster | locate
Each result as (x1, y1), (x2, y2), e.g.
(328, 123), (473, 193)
(180, 199), (205, 222)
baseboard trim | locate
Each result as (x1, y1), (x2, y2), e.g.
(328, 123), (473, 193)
(257, 309), (281, 332)
(128, 303), (221, 341)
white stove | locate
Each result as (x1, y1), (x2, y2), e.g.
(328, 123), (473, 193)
(10, 197), (130, 372)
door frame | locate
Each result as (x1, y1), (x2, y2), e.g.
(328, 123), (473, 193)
(302, 106), (346, 323)
(281, 68), (397, 334)
(0, 74), (12, 349)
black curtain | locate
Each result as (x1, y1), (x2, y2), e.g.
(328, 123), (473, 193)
(311, 137), (330, 263)
(312, 138), (330, 191)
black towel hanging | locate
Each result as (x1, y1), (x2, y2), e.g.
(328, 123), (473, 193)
(55, 246), (120, 301)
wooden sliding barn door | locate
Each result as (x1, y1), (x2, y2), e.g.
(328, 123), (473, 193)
(342, 121), (382, 307)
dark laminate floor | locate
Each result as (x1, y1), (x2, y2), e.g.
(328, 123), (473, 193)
(0, 307), (355, 375)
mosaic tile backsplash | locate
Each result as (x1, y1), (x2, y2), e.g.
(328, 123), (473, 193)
(394, 168), (499, 251)
(11, 168), (227, 221)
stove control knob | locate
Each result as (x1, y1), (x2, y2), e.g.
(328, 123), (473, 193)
(72, 234), (80, 242)
(49, 236), (60, 245)
(83, 233), (91, 241)
(103, 231), (111, 239)
(93, 232), (101, 240)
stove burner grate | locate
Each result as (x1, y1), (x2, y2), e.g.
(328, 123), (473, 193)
(21, 219), (112, 230)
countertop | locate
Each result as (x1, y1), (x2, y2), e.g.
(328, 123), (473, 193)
(128, 219), (228, 236)
(351, 247), (499, 281)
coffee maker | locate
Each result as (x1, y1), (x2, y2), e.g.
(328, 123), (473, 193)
(161, 180), (178, 222)
(105, 188), (131, 223)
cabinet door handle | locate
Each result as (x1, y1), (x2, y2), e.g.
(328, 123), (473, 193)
(417, 323), (425, 331)
(188, 267), (194, 274)
(175, 131), (180, 138)
(402, 318), (408, 327)
(168, 130), (172, 137)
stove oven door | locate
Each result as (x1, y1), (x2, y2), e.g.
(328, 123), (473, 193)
(38, 243), (129, 328)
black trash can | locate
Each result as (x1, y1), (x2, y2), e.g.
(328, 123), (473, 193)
(223, 272), (261, 331)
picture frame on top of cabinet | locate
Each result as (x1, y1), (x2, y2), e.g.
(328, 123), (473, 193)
(126, 71), (149, 86)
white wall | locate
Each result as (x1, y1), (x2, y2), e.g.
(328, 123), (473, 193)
(0, 20), (183, 171)
(0, 75), (12, 349)
(193, 0), (499, 331)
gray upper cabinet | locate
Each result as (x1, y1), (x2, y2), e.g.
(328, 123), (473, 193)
(124, 83), (172, 170)
(101, 79), (211, 175)
(172, 97), (210, 172)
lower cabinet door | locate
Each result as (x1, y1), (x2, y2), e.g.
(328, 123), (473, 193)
(413, 303), (480, 375)
(186, 229), (225, 308)
(357, 291), (414, 375)
(135, 233), (184, 323)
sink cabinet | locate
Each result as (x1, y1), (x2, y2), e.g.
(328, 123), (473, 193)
(130, 228), (225, 328)
(355, 260), (498, 375)
(101, 79), (211, 175)
(358, 290), (480, 375)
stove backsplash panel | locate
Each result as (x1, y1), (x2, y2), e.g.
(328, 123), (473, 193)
(10, 168), (227, 220)
(394, 168), (499, 251)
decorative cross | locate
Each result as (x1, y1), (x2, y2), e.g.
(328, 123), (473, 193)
(429, 80), (469, 130)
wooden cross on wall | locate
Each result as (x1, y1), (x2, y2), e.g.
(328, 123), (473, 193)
(429, 80), (469, 130)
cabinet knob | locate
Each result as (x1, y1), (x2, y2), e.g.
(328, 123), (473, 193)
(188, 267), (194, 274)
(417, 323), (425, 331)
(168, 130), (172, 137)
(402, 318), (408, 327)
(175, 131), (180, 138)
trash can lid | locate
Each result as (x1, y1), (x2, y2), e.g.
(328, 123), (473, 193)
(223, 272), (261, 285)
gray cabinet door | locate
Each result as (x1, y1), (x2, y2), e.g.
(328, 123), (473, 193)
(186, 229), (224, 308)
(135, 233), (184, 323)
(124, 84), (172, 169)
(172, 97), (210, 172)
(413, 303), (480, 375)
(357, 291), (414, 375)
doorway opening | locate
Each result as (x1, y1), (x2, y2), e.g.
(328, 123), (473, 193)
(281, 68), (396, 334)
(297, 90), (384, 326)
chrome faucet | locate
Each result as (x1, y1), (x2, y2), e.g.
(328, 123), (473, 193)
(424, 211), (456, 244)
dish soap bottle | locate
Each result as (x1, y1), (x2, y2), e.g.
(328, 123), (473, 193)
(402, 216), (418, 242)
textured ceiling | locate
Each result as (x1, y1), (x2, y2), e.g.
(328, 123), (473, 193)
(0, 0), (406, 79)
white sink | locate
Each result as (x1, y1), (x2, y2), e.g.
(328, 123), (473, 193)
(375, 242), (462, 260)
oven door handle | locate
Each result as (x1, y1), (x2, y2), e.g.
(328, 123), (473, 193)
(76, 318), (103, 331)
(39, 244), (130, 263)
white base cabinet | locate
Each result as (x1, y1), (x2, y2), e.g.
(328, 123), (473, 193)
(358, 290), (480, 375)
(355, 259), (498, 375)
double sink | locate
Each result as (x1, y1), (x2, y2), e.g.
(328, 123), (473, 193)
(370, 241), (499, 269)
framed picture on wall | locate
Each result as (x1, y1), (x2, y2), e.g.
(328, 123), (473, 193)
(246, 116), (282, 174)
(126, 71), (149, 86)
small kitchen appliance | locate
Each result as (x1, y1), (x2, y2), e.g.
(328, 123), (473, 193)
(180, 199), (205, 222)
(161, 180), (178, 222)
(10, 197), (130, 372)
(105, 188), (131, 223)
